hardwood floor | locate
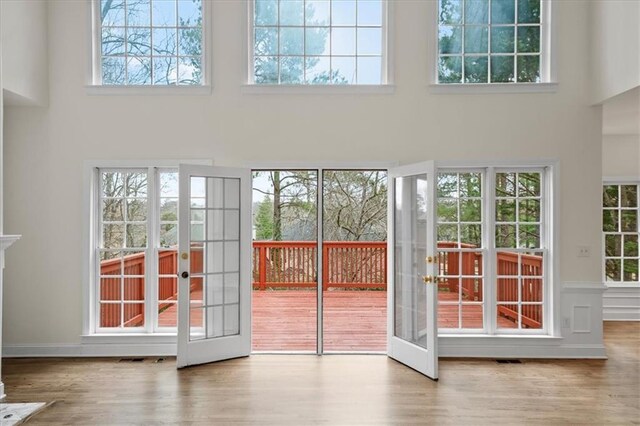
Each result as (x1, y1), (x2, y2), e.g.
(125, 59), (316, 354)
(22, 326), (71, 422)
(3, 322), (639, 425)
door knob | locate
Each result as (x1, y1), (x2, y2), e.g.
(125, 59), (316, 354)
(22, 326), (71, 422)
(422, 275), (433, 283)
(426, 256), (435, 264)
(181, 271), (189, 279)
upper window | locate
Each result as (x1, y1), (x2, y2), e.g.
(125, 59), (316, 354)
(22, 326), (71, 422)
(603, 183), (639, 284)
(96, 0), (204, 85)
(437, 0), (545, 84)
(251, 0), (386, 85)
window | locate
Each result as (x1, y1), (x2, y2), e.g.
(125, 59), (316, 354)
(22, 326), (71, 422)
(251, 0), (386, 84)
(437, 0), (545, 84)
(603, 183), (639, 284)
(96, 0), (204, 85)
(95, 168), (179, 332)
(436, 168), (548, 333)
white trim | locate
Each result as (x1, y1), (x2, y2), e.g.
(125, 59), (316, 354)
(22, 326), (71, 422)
(86, 85), (213, 96)
(240, 84), (396, 95)
(4, 343), (177, 358)
(603, 285), (640, 321)
(429, 82), (558, 94)
(247, 161), (397, 170)
(603, 176), (640, 184)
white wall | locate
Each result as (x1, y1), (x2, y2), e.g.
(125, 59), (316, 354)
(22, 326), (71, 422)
(2, 0), (606, 357)
(1, 0), (48, 106)
(590, 0), (640, 104)
(603, 135), (640, 178)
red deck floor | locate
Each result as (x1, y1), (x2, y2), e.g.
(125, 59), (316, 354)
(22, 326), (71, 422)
(158, 290), (515, 351)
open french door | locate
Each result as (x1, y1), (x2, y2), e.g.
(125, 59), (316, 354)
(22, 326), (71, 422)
(387, 161), (439, 380)
(177, 164), (252, 368)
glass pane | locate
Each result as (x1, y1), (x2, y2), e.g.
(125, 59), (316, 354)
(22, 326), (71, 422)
(496, 224), (516, 248)
(305, 56), (331, 84)
(158, 277), (178, 301)
(123, 250), (146, 275)
(103, 199), (124, 222)
(521, 251), (544, 276)
(519, 224), (540, 248)
(496, 172), (516, 197)
(305, 28), (329, 55)
(517, 26), (540, 53)
(438, 199), (458, 222)
(103, 224), (125, 249)
(491, 0), (515, 23)
(517, 55), (540, 82)
(605, 234), (621, 257)
(280, 56), (304, 83)
(496, 199), (516, 221)
(179, 28), (201, 56)
(332, 28), (356, 56)
(224, 303), (240, 335)
(497, 304), (518, 328)
(152, 0), (176, 26)
(522, 278), (542, 302)
(394, 174), (428, 348)
(123, 303), (145, 327)
(306, 0), (330, 25)
(518, 199), (540, 222)
(358, 0), (382, 25)
(438, 56), (463, 83)
(100, 303), (121, 328)
(465, 27), (488, 53)
(438, 224), (458, 245)
(100, 277), (121, 301)
(605, 259), (621, 282)
(280, 28), (304, 55)
(332, 56), (356, 83)
(126, 224), (147, 248)
(461, 224), (482, 246)
(521, 304), (542, 329)
(439, 26), (463, 54)
(100, 251), (123, 275)
(127, 0), (151, 26)
(102, 57), (127, 85)
(465, 0), (488, 24)
(460, 199), (481, 222)
(255, 0), (278, 25)
(440, 0), (463, 24)
(160, 198), (178, 221)
(124, 278), (145, 301)
(357, 56), (382, 84)
(255, 56), (279, 83)
(126, 199), (147, 221)
(127, 57), (152, 85)
(438, 301), (459, 328)
(518, 172), (540, 196)
(177, 0), (201, 25)
(178, 56), (201, 85)
(623, 259), (639, 282)
(621, 185), (638, 207)
(280, 0), (304, 25)
(491, 26), (515, 53)
(153, 28), (176, 56)
(621, 210), (638, 232)
(357, 28), (382, 55)
(102, 27), (126, 56)
(332, 0), (356, 25)
(624, 235), (638, 257)
(461, 304), (483, 328)
(152, 56), (178, 85)
(603, 210), (618, 232)
(603, 185), (619, 207)
(517, 0), (540, 23)
(497, 252), (519, 276)
(464, 56), (489, 83)
(102, 0), (125, 26)
(459, 173), (481, 197)
(491, 55), (515, 83)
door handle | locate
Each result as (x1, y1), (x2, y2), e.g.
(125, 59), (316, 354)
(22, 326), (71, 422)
(422, 275), (440, 284)
(181, 271), (189, 279)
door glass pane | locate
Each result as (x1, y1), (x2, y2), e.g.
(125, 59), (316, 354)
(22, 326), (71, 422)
(394, 174), (428, 348)
(189, 176), (242, 341)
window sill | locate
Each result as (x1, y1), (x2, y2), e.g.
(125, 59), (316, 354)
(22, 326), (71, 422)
(604, 282), (640, 289)
(241, 84), (396, 95)
(81, 333), (177, 345)
(85, 85), (212, 96)
(429, 82), (558, 94)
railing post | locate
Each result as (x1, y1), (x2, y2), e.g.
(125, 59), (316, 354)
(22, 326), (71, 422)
(322, 245), (329, 291)
(259, 245), (267, 291)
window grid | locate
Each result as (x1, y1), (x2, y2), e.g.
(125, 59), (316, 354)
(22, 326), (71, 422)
(436, 172), (485, 331)
(603, 184), (639, 284)
(157, 171), (179, 328)
(253, 0), (384, 84)
(99, 0), (203, 85)
(438, 0), (542, 84)
(494, 171), (545, 331)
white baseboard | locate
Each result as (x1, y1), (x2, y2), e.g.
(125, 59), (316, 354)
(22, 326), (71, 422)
(603, 285), (640, 321)
(3, 343), (177, 358)
(439, 342), (607, 359)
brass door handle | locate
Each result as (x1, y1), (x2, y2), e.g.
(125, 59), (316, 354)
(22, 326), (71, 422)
(422, 275), (434, 284)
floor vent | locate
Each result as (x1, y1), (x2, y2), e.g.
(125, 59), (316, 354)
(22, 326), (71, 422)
(154, 358), (165, 363)
(118, 358), (145, 363)
(496, 359), (522, 364)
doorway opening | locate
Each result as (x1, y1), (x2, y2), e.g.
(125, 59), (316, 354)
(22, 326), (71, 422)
(251, 169), (388, 353)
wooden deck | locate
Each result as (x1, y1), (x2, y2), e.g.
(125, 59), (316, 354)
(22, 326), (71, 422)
(158, 289), (515, 351)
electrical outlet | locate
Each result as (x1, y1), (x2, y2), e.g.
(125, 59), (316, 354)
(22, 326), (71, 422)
(577, 246), (591, 257)
(562, 317), (570, 328)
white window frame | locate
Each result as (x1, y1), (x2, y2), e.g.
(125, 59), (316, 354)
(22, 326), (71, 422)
(428, 0), (557, 94)
(602, 177), (640, 288)
(86, 0), (213, 95)
(435, 161), (556, 336)
(243, 0), (395, 94)
(82, 160), (211, 338)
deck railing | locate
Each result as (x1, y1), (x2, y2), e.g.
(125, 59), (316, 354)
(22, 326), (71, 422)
(100, 241), (542, 329)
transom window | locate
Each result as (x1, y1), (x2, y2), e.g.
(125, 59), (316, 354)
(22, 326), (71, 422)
(437, 0), (544, 84)
(96, 0), (204, 85)
(95, 168), (180, 332)
(603, 183), (639, 284)
(252, 0), (385, 84)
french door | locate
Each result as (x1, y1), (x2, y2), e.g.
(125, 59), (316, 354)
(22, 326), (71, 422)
(177, 164), (252, 368)
(387, 162), (439, 380)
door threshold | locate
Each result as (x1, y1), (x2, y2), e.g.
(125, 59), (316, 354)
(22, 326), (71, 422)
(251, 351), (387, 355)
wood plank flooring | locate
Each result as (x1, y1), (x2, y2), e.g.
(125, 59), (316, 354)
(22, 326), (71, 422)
(3, 322), (639, 425)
